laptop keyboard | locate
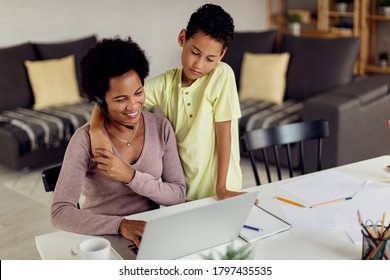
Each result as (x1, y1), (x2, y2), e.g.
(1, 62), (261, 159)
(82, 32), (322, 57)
(128, 244), (138, 255)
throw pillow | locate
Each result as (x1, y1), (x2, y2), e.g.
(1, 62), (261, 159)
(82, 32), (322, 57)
(33, 35), (97, 96)
(25, 55), (82, 109)
(223, 31), (277, 89)
(239, 52), (290, 105)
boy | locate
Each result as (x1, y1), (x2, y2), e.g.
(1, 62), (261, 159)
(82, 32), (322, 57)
(90, 4), (242, 200)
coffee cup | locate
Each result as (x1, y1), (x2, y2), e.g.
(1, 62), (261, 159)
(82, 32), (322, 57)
(71, 237), (111, 260)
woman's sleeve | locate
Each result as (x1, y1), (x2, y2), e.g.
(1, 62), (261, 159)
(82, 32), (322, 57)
(51, 127), (123, 235)
(128, 120), (186, 205)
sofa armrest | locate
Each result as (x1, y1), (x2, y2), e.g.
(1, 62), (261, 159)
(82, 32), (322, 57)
(302, 74), (390, 169)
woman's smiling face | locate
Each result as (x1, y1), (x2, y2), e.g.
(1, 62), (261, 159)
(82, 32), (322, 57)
(105, 69), (145, 128)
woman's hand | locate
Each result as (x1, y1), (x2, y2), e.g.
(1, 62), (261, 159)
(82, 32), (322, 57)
(119, 219), (146, 247)
(90, 128), (113, 157)
(92, 148), (135, 183)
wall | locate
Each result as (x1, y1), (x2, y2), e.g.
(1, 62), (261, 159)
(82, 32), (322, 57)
(0, 0), (268, 78)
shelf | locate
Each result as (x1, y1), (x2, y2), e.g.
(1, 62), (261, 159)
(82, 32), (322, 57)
(364, 64), (390, 74)
(269, 0), (388, 75)
(328, 11), (355, 17)
(329, 27), (354, 36)
(367, 15), (390, 21)
(278, 27), (340, 38)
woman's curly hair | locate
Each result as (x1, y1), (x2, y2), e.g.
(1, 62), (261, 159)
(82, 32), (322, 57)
(80, 37), (149, 103)
(185, 3), (234, 49)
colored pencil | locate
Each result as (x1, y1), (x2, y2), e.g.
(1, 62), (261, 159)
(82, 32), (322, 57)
(274, 196), (306, 208)
(309, 196), (352, 208)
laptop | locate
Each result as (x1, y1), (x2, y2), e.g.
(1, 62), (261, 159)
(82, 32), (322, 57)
(105, 191), (259, 260)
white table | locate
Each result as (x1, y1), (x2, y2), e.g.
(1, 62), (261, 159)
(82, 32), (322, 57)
(35, 155), (390, 260)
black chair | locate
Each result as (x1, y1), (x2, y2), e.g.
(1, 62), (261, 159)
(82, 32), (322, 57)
(42, 164), (80, 209)
(242, 120), (329, 185)
(42, 164), (62, 192)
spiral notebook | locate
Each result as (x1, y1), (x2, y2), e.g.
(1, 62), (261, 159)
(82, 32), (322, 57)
(240, 204), (291, 242)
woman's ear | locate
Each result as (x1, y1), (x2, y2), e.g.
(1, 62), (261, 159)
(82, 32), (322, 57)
(178, 29), (186, 47)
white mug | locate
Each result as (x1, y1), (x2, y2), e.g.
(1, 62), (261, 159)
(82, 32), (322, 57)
(71, 238), (111, 260)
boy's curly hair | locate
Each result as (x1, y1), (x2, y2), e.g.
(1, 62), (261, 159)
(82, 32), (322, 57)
(80, 37), (149, 103)
(185, 3), (234, 49)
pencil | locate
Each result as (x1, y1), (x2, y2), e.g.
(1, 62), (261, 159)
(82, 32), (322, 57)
(274, 196), (306, 208)
(380, 212), (386, 238)
(309, 196), (352, 208)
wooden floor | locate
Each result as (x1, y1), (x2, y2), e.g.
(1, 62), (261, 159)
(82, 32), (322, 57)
(0, 165), (56, 259)
(0, 158), (264, 259)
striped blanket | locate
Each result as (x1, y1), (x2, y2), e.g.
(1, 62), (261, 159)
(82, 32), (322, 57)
(239, 99), (304, 135)
(0, 102), (94, 156)
(0, 99), (303, 157)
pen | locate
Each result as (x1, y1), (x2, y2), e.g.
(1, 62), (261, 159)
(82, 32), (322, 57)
(309, 196), (352, 208)
(243, 224), (260, 232)
(274, 196), (306, 208)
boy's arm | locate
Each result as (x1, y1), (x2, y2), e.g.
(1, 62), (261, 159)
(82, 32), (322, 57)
(215, 120), (244, 200)
(89, 104), (112, 155)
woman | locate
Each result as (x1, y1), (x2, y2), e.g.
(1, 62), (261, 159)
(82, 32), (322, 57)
(51, 37), (186, 247)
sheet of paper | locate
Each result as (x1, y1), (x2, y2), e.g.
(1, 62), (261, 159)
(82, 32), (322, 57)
(278, 170), (366, 205)
(280, 180), (390, 244)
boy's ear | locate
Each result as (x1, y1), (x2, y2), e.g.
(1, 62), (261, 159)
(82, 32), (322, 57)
(219, 47), (228, 61)
(178, 29), (186, 47)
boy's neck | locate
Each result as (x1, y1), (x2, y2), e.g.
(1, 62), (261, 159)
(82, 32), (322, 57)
(181, 72), (196, 87)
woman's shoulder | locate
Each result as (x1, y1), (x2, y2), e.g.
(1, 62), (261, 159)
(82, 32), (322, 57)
(75, 122), (91, 138)
(143, 112), (174, 142)
(143, 111), (171, 128)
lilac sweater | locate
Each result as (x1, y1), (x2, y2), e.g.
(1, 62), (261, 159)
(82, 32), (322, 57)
(51, 112), (186, 235)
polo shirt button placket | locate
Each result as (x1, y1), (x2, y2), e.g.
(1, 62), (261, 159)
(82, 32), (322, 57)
(187, 103), (193, 118)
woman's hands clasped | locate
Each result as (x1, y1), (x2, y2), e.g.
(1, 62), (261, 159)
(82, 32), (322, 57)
(92, 148), (135, 184)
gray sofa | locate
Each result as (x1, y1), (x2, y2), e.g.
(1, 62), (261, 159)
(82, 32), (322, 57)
(223, 31), (390, 171)
(0, 36), (97, 170)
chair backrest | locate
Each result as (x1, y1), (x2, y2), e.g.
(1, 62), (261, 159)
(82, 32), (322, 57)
(42, 164), (80, 208)
(242, 120), (329, 185)
(42, 164), (62, 192)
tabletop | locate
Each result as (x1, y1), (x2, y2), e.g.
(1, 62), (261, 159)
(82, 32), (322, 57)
(35, 155), (390, 260)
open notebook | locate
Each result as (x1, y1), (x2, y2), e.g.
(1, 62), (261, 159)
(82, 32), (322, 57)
(240, 204), (291, 242)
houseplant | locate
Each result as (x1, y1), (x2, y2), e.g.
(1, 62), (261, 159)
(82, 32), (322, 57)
(286, 13), (302, 36)
(202, 242), (253, 260)
(379, 0), (390, 17)
(378, 51), (389, 67)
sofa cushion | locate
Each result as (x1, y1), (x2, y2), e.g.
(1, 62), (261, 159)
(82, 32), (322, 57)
(25, 55), (82, 109)
(239, 52), (290, 105)
(33, 35), (97, 95)
(280, 35), (360, 100)
(0, 43), (37, 112)
(223, 31), (277, 89)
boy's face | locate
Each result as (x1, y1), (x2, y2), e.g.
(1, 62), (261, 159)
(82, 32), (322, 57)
(178, 29), (226, 87)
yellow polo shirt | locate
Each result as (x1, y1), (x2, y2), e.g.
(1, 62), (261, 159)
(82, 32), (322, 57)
(144, 62), (242, 200)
